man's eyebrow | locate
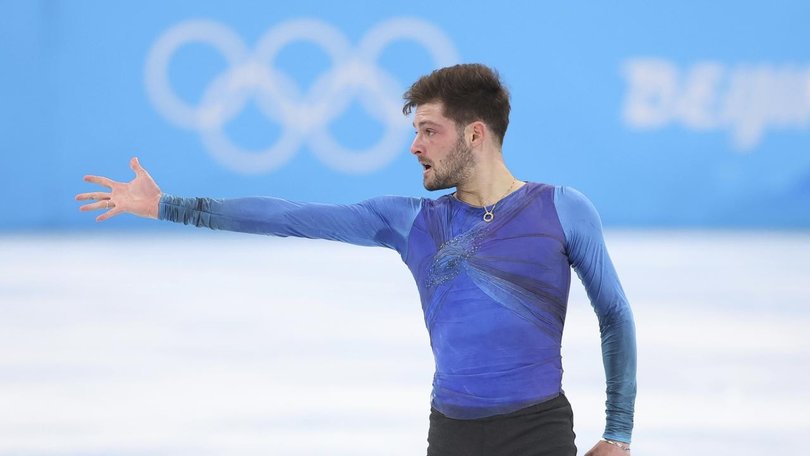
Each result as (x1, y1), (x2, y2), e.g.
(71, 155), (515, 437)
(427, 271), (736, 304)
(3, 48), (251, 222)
(413, 120), (442, 129)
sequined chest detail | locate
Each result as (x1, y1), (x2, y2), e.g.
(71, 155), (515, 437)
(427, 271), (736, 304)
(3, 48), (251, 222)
(425, 226), (489, 289)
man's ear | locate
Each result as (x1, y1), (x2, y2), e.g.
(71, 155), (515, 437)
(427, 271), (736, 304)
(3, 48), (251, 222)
(468, 121), (487, 147)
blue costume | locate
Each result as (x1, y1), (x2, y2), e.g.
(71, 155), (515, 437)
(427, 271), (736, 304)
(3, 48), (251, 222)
(159, 182), (637, 443)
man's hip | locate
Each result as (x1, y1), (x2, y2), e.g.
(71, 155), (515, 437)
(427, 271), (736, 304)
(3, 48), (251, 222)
(427, 393), (577, 456)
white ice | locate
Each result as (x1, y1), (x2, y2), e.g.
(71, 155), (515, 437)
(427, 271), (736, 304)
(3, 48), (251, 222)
(1, 230), (808, 455)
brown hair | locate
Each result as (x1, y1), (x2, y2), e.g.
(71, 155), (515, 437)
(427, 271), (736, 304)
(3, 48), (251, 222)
(402, 63), (511, 145)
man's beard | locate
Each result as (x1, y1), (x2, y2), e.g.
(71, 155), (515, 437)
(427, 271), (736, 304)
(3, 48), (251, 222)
(424, 135), (475, 191)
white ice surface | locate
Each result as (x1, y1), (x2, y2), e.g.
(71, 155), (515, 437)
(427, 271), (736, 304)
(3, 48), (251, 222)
(1, 230), (808, 455)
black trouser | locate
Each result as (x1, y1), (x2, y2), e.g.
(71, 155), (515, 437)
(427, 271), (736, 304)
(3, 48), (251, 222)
(427, 394), (577, 456)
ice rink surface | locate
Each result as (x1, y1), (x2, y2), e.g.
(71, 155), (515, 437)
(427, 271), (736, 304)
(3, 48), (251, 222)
(1, 230), (808, 455)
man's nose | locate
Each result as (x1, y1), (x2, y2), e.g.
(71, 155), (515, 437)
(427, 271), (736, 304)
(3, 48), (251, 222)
(410, 135), (423, 156)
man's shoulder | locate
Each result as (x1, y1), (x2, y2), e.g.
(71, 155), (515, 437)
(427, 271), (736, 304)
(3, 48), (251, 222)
(516, 181), (562, 205)
(406, 192), (452, 209)
(550, 186), (597, 211)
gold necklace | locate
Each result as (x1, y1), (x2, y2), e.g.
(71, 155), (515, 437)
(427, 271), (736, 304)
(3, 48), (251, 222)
(456, 179), (518, 223)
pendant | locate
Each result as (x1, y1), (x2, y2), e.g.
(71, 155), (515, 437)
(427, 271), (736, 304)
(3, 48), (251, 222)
(483, 210), (494, 222)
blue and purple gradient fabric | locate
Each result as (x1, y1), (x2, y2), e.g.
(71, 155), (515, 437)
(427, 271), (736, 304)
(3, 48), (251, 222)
(159, 182), (636, 443)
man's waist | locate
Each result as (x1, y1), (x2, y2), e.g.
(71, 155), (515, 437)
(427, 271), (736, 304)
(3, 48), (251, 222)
(430, 359), (563, 419)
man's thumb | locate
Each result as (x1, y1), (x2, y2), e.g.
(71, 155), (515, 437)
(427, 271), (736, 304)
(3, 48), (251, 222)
(130, 156), (143, 174)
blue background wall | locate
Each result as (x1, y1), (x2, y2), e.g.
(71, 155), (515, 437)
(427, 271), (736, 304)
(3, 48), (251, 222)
(2, 0), (809, 230)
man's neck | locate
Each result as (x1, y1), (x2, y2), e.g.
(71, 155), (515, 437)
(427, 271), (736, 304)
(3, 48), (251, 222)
(454, 161), (522, 207)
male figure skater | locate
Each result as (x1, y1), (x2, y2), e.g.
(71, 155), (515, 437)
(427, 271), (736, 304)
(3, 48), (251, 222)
(77, 64), (636, 456)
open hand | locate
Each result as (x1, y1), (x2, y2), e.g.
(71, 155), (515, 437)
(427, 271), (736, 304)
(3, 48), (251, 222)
(75, 157), (162, 222)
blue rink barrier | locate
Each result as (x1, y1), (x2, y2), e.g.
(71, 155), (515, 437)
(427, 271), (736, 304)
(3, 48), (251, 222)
(1, 1), (809, 230)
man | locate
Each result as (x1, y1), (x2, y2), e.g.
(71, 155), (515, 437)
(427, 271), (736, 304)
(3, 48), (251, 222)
(77, 64), (636, 456)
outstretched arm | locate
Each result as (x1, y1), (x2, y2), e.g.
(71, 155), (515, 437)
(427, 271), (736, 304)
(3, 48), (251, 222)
(75, 157), (162, 222)
(158, 193), (421, 251)
(555, 186), (637, 455)
(77, 158), (422, 253)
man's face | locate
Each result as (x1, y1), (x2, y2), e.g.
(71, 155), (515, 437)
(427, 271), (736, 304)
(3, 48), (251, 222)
(410, 102), (475, 191)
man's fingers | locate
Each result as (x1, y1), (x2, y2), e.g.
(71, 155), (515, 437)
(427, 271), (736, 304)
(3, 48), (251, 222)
(96, 206), (122, 222)
(83, 175), (116, 188)
(77, 195), (120, 221)
(75, 191), (110, 201)
(79, 200), (116, 212)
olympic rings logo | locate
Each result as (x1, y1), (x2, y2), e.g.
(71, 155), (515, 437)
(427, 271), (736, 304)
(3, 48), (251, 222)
(144, 18), (459, 174)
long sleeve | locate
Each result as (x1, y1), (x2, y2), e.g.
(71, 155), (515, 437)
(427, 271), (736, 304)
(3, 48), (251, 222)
(158, 194), (423, 255)
(554, 186), (637, 444)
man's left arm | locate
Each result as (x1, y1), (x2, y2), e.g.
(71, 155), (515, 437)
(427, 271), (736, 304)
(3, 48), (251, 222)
(554, 186), (637, 450)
